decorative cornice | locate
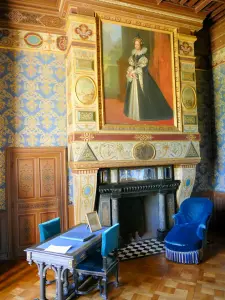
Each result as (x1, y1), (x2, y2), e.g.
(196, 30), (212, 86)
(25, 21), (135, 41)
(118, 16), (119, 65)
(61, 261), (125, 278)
(0, 9), (65, 34)
(0, 28), (67, 52)
(69, 157), (201, 170)
(68, 132), (201, 143)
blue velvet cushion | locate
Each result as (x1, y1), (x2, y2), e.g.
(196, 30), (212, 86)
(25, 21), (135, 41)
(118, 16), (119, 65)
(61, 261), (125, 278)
(101, 223), (119, 257)
(165, 223), (202, 252)
(76, 250), (116, 273)
(38, 217), (61, 242)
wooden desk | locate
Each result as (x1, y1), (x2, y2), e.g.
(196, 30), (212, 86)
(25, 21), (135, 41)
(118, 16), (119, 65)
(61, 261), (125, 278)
(25, 224), (107, 300)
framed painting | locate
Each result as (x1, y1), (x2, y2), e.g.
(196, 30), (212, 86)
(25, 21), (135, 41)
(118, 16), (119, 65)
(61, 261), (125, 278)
(98, 17), (181, 131)
(86, 211), (102, 232)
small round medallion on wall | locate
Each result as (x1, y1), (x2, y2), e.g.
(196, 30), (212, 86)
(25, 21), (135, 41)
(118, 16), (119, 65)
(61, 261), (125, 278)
(133, 142), (155, 160)
(75, 76), (96, 105)
(82, 184), (93, 198)
(182, 86), (196, 110)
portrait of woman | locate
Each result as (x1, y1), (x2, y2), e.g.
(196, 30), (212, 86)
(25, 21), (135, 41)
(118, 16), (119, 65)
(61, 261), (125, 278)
(124, 36), (173, 121)
(102, 22), (175, 127)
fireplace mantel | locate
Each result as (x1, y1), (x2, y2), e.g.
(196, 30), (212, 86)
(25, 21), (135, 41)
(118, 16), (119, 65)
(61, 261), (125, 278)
(97, 176), (180, 242)
(99, 180), (180, 198)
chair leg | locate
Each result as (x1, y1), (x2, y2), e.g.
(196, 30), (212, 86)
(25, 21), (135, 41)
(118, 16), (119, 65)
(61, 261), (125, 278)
(115, 265), (119, 288)
(73, 271), (79, 295)
(102, 277), (108, 300)
(98, 278), (103, 295)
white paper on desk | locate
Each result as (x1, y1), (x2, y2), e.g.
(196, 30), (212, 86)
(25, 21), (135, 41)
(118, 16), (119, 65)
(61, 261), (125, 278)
(44, 245), (72, 254)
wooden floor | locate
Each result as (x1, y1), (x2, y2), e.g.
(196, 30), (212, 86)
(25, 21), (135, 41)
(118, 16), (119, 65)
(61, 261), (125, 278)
(1, 235), (225, 300)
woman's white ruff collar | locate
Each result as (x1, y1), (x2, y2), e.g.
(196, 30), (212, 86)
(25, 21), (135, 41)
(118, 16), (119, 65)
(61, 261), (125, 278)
(132, 47), (147, 56)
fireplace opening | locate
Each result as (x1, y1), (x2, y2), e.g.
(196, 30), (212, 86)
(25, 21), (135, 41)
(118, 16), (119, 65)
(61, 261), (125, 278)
(119, 194), (160, 244)
(97, 166), (180, 246)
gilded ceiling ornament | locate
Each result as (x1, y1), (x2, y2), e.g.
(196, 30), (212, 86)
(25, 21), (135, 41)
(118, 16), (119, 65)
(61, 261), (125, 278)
(75, 24), (93, 40)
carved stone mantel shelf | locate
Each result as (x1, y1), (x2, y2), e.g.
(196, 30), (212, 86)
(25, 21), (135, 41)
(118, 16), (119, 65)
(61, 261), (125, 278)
(99, 180), (181, 198)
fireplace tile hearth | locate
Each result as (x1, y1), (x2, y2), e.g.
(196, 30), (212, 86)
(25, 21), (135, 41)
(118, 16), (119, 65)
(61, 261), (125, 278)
(118, 239), (165, 261)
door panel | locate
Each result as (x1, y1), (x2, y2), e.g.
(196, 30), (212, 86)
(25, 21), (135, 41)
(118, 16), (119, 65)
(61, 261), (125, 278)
(7, 147), (67, 258)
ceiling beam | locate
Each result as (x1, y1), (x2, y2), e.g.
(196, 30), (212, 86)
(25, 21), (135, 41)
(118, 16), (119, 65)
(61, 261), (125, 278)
(207, 2), (223, 12)
(212, 8), (225, 20)
(188, 0), (199, 7)
(195, 0), (212, 13)
(210, 3), (225, 17)
(180, 0), (189, 5)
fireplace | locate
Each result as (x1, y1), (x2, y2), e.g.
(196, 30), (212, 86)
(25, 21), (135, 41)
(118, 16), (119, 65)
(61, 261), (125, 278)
(97, 166), (180, 245)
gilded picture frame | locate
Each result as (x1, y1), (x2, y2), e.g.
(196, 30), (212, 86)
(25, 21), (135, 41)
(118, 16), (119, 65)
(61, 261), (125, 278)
(97, 15), (181, 132)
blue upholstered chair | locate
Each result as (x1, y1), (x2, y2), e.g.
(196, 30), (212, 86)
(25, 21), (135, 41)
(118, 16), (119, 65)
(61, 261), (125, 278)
(165, 197), (213, 264)
(38, 217), (61, 243)
(38, 217), (61, 284)
(75, 223), (120, 300)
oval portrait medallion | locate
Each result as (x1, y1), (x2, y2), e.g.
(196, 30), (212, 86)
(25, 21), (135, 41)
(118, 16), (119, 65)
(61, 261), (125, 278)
(24, 32), (43, 47)
(182, 86), (196, 110)
(75, 76), (96, 105)
(133, 143), (155, 160)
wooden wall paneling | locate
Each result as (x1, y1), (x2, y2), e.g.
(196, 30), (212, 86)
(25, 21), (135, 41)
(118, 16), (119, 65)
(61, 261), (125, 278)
(0, 211), (8, 259)
(192, 190), (225, 231)
(6, 147), (68, 258)
(68, 204), (75, 229)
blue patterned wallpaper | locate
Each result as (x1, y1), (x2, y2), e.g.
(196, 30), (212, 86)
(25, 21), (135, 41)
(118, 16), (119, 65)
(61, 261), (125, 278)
(193, 70), (213, 192)
(211, 62), (225, 192)
(0, 49), (68, 209)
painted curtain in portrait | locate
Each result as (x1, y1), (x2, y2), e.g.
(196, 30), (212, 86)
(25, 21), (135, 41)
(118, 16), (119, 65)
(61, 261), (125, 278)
(102, 22), (174, 126)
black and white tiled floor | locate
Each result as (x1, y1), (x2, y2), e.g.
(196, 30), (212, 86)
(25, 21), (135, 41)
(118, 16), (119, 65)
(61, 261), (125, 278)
(118, 239), (165, 261)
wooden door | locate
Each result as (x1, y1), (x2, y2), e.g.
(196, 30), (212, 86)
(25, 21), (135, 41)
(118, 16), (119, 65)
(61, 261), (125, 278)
(6, 147), (68, 258)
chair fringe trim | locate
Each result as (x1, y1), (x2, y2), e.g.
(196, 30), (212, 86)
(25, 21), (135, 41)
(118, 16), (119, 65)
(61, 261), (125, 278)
(165, 248), (203, 264)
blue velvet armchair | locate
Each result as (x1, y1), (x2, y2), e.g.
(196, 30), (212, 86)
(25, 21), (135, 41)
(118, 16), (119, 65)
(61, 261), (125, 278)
(75, 223), (120, 300)
(165, 197), (213, 264)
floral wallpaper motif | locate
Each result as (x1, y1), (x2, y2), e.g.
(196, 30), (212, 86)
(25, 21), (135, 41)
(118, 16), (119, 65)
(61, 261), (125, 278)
(212, 61), (225, 192)
(0, 49), (67, 209)
(193, 70), (213, 192)
(194, 46), (225, 193)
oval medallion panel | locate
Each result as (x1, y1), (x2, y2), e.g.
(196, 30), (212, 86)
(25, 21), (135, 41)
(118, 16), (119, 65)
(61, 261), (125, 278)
(182, 86), (196, 110)
(75, 76), (96, 105)
(133, 143), (155, 160)
(24, 32), (43, 47)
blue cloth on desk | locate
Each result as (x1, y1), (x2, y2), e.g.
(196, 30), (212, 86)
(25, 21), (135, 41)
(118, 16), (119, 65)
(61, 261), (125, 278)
(38, 224), (106, 254)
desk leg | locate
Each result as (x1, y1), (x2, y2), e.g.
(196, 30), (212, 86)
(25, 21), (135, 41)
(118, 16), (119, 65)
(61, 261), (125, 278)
(63, 269), (69, 296)
(35, 262), (47, 300)
(55, 266), (63, 300)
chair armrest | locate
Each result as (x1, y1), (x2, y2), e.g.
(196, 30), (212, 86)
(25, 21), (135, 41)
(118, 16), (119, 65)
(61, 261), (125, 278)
(196, 214), (210, 240)
(196, 223), (206, 240)
(173, 212), (186, 225)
